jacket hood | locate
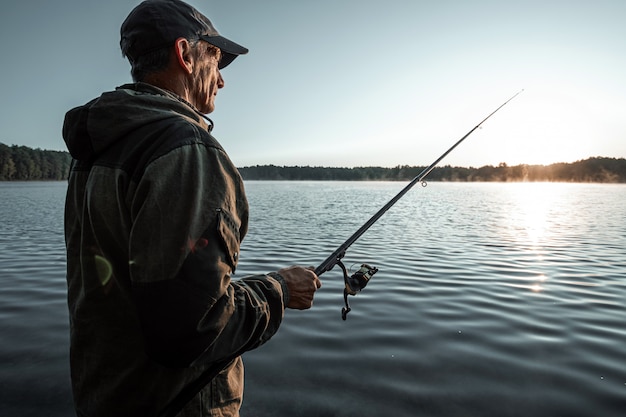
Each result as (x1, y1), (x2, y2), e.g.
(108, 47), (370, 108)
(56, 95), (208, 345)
(62, 83), (211, 161)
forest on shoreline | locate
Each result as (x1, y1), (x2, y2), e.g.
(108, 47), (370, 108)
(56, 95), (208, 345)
(239, 157), (626, 183)
(1, 143), (625, 183)
(1, 144), (71, 181)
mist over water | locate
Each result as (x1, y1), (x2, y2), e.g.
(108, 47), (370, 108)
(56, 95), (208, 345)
(1, 181), (625, 416)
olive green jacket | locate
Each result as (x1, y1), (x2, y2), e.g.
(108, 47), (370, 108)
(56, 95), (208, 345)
(63, 83), (288, 416)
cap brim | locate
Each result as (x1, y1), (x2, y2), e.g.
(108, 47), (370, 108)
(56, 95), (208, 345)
(199, 34), (248, 69)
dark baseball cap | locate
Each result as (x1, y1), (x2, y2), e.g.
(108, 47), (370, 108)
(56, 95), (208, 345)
(120, 0), (248, 69)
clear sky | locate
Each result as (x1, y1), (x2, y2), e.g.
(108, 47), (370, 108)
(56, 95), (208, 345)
(1, 0), (624, 168)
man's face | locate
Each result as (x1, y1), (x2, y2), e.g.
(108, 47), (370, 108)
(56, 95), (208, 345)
(190, 42), (224, 114)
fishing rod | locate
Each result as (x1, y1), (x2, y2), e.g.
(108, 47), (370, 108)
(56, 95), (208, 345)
(315, 90), (523, 320)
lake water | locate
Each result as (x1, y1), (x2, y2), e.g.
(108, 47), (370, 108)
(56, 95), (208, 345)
(1, 181), (625, 416)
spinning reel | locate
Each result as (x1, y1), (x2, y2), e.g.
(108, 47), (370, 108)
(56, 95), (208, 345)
(335, 261), (378, 320)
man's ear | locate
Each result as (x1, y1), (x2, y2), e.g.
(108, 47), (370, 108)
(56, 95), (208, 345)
(173, 37), (194, 75)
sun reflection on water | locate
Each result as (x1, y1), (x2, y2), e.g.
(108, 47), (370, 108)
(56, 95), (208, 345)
(509, 183), (561, 246)
(530, 274), (548, 293)
(498, 183), (572, 294)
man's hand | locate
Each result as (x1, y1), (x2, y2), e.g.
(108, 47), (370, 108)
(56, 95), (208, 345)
(277, 266), (322, 310)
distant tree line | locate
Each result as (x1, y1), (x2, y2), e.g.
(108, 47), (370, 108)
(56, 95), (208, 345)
(239, 157), (626, 183)
(1, 143), (624, 183)
(0, 143), (72, 180)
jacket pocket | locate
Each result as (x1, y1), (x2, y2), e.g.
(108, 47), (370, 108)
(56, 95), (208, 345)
(205, 356), (244, 414)
(215, 208), (241, 273)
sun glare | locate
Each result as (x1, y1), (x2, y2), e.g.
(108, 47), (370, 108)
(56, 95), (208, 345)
(510, 183), (557, 245)
(469, 85), (604, 167)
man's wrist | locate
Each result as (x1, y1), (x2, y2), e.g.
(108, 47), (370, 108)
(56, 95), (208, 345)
(268, 272), (289, 307)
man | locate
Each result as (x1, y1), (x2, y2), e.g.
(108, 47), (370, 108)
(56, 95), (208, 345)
(63, 1), (321, 416)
